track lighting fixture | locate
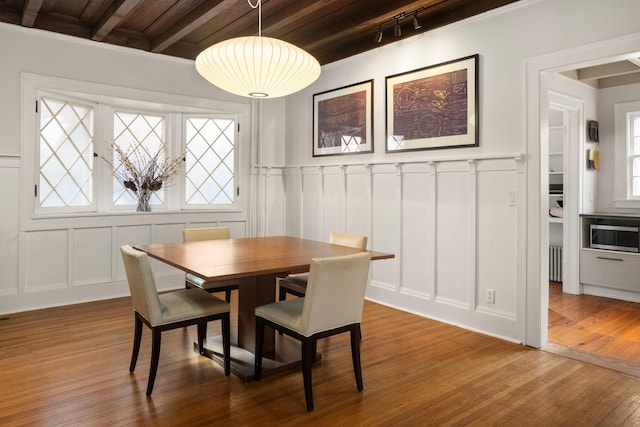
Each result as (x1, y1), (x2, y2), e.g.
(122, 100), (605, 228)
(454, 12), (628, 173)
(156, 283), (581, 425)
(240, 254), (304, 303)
(375, 26), (383, 43)
(372, 6), (426, 44)
(412, 11), (422, 30)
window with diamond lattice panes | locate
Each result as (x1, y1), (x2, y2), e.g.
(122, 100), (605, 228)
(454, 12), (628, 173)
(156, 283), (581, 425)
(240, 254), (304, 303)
(185, 117), (235, 206)
(112, 111), (166, 207)
(39, 97), (94, 209)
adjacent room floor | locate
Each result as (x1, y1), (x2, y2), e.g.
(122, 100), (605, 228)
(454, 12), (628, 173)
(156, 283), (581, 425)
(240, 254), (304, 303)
(547, 281), (640, 376)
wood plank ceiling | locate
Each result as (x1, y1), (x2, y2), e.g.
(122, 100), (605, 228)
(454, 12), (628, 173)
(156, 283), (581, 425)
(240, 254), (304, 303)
(0, 0), (519, 65)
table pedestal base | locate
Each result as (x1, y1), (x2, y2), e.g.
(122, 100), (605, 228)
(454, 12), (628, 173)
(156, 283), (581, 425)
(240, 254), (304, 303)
(195, 335), (320, 382)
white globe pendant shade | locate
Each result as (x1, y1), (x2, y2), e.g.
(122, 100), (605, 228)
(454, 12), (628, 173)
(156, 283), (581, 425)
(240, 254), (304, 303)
(195, 36), (321, 98)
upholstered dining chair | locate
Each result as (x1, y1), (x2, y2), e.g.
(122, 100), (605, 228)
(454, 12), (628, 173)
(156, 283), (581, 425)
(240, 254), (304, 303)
(278, 232), (368, 301)
(183, 227), (239, 303)
(120, 245), (231, 396)
(254, 252), (372, 412)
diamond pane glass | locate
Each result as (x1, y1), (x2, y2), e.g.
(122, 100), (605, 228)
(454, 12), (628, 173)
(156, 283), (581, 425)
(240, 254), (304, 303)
(112, 111), (166, 206)
(39, 97), (94, 208)
(185, 117), (235, 205)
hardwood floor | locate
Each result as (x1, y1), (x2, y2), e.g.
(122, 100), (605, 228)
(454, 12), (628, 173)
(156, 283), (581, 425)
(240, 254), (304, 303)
(3, 294), (640, 426)
(548, 282), (640, 374)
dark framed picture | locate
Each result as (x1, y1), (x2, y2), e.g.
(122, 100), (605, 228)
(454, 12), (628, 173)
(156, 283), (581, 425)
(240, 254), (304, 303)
(313, 80), (373, 157)
(385, 54), (479, 152)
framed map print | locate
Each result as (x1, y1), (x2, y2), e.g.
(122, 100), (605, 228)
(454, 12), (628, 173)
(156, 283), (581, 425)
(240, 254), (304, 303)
(385, 54), (479, 152)
(313, 80), (373, 157)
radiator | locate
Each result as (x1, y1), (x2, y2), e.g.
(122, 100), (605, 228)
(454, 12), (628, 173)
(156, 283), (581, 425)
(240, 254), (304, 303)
(549, 245), (563, 282)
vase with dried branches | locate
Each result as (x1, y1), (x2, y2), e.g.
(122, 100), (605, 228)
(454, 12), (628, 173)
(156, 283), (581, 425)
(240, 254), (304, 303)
(106, 143), (184, 212)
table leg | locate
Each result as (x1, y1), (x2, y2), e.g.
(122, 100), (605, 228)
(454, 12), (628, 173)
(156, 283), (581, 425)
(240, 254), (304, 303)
(199, 272), (315, 381)
(237, 274), (276, 353)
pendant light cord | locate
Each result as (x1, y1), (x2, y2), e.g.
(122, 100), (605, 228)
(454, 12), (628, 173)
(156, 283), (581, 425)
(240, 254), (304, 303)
(247, 0), (262, 37)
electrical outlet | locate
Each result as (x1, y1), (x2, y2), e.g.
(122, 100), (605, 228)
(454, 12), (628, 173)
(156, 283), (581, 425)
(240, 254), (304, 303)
(486, 289), (495, 304)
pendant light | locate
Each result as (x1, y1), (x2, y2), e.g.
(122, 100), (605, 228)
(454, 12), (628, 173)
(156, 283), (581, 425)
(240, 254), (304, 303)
(195, 0), (321, 98)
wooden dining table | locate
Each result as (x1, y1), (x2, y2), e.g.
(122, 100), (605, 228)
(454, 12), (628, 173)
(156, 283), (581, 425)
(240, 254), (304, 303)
(134, 235), (394, 381)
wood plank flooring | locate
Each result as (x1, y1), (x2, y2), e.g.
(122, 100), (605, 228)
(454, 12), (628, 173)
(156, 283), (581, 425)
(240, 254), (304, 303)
(3, 293), (640, 425)
(548, 282), (640, 370)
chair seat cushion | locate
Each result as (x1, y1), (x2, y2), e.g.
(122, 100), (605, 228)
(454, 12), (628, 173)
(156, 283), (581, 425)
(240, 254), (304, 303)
(186, 273), (238, 291)
(156, 289), (229, 326)
(278, 273), (309, 294)
(255, 298), (305, 334)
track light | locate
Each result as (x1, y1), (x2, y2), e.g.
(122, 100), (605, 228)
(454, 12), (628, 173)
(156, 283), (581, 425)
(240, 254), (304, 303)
(373, 6), (426, 44)
(375, 26), (383, 43)
(412, 12), (422, 30)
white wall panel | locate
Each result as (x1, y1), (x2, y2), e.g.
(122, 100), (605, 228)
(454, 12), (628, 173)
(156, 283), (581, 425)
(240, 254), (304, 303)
(435, 169), (471, 306)
(25, 230), (68, 291)
(401, 170), (432, 298)
(371, 169), (401, 289)
(301, 170), (322, 241)
(322, 168), (346, 238)
(265, 171), (285, 236)
(0, 162), (19, 295)
(72, 228), (112, 287)
(284, 169), (302, 237)
(345, 168), (372, 244)
(476, 170), (517, 316)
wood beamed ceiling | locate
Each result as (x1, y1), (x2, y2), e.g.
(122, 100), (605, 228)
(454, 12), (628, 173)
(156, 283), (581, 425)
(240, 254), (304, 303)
(0, 0), (519, 65)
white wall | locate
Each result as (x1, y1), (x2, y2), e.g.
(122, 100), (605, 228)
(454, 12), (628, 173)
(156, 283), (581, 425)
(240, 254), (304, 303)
(259, 0), (640, 344)
(596, 82), (640, 213)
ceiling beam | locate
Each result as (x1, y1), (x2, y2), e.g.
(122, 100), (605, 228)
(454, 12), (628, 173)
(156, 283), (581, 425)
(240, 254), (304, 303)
(598, 72), (640, 89)
(577, 61), (640, 81)
(151, 0), (236, 53)
(92, 0), (143, 42)
(21, 0), (44, 27)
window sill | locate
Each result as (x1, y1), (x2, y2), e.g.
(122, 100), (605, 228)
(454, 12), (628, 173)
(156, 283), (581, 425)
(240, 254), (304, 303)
(24, 209), (246, 232)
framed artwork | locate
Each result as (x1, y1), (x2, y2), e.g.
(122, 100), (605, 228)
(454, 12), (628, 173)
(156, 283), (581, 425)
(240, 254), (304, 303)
(385, 54), (479, 152)
(313, 80), (373, 157)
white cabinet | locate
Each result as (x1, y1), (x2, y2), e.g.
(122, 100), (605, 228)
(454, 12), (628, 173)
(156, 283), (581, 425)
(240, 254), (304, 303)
(580, 249), (640, 292)
(580, 214), (640, 298)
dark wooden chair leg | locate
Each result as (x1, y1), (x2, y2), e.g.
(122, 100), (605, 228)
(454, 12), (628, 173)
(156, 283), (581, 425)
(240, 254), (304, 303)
(302, 337), (315, 412)
(222, 313), (231, 376)
(351, 324), (363, 391)
(147, 329), (162, 396)
(197, 322), (207, 355)
(254, 317), (265, 381)
(224, 290), (231, 303)
(279, 286), (287, 302)
(130, 314), (143, 373)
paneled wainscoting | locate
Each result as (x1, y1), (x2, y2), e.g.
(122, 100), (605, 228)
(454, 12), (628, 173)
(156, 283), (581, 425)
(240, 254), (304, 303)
(2, 214), (248, 314)
(252, 154), (526, 343)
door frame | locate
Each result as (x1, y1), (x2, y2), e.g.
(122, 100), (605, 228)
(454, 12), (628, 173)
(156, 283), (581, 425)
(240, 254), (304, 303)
(524, 32), (640, 347)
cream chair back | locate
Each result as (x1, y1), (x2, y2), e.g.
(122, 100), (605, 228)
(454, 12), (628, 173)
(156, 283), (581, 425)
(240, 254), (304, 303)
(121, 245), (163, 325)
(329, 232), (367, 250)
(184, 227), (230, 242)
(300, 252), (371, 337)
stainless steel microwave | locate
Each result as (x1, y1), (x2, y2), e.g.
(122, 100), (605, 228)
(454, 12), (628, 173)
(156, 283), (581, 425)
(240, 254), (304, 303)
(590, 224), (640, 253)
